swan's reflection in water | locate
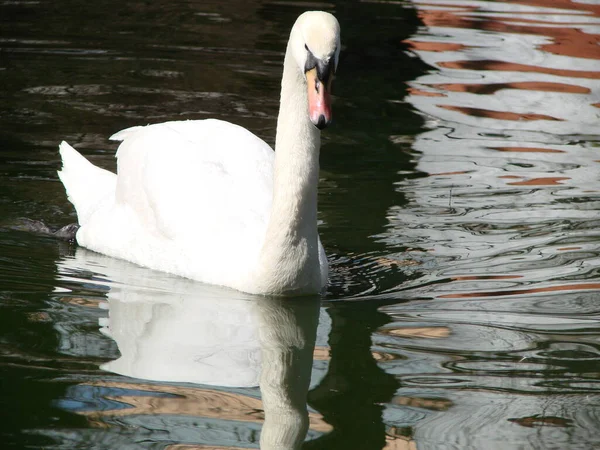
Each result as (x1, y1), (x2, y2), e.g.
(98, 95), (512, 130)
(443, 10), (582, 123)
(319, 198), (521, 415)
(56, 248), (330, 449)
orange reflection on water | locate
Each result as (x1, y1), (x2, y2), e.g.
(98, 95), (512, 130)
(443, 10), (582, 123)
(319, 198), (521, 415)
(439, 282), (600, 299)
(416, 4), (478, 30)
(382, 326), (451, 339)
(404, 39), (472, 53)
(436, 60), (600, 80)
(506, 0), (600, 15)
(437, 104), (563, 121)
(406, 87), (446, 97)
(392, 395), (453, 412)
(433, 82), (590, 95)
(490, 146), (565, 154)
(384, 434), (418, 450)
(506, 177), (570, 186)
(508, 415), (573, 428)
(500, 0), (600, 60)
(76, 380), (333, 433)
(404, 0), (600, 135)
(313, 345), (331, 361)
(417, 1), (600, 63)
(451, 275), (522, 281)
(373, 351), (400, 362)
(467, 20), (598, 62)
(315, 345), (402, 362)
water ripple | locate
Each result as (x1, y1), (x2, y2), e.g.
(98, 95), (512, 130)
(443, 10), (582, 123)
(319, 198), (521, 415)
(371, 1), (600, 448)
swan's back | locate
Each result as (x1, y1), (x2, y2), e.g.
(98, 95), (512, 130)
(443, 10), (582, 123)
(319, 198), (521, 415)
(112, 119), (274, 242)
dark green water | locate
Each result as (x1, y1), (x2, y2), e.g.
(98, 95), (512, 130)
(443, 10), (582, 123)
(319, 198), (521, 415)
(2, 1), (600, 449)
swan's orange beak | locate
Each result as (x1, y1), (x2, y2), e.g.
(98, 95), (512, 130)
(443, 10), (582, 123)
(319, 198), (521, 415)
(306, 67), (333, 130)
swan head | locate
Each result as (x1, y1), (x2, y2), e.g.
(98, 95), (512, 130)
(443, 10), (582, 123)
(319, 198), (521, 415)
(289, 11), (341, 130)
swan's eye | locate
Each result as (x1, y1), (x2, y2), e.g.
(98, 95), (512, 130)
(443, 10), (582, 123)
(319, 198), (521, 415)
(304, 46), (318, 74)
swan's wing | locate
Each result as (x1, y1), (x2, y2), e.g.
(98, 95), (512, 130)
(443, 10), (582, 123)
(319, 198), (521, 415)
(111, 119), (274, 256)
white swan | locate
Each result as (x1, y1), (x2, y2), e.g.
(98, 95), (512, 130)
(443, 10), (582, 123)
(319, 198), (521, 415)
(58, 11), (341, 296)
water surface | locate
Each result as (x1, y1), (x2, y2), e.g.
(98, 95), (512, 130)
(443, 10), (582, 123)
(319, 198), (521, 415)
(1, 0), (599, 449)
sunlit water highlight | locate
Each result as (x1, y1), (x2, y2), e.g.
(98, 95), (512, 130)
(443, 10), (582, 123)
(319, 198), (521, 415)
(373, 1), (600, 448)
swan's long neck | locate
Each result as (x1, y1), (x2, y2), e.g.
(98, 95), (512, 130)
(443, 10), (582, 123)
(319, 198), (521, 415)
(257, 297), (320, 449)
(254, 41), (322, 295)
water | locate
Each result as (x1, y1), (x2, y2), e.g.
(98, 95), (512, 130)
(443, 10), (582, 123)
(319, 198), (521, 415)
(1, 0), (599, 449)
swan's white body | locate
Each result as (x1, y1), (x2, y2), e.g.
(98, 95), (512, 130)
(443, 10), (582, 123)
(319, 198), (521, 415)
(58, 11), (340, 296)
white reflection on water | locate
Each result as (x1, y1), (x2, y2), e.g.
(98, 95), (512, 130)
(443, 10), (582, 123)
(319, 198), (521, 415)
(404, 0), (600, 135)
(383, 0), (600, 300)
(52, 248), (331, 449)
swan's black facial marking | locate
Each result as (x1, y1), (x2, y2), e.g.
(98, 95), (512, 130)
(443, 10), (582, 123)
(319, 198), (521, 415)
(304, 45), (336, 85)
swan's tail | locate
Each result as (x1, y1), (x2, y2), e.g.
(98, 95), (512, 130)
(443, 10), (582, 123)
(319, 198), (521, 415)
(58, 141), (117, 226)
